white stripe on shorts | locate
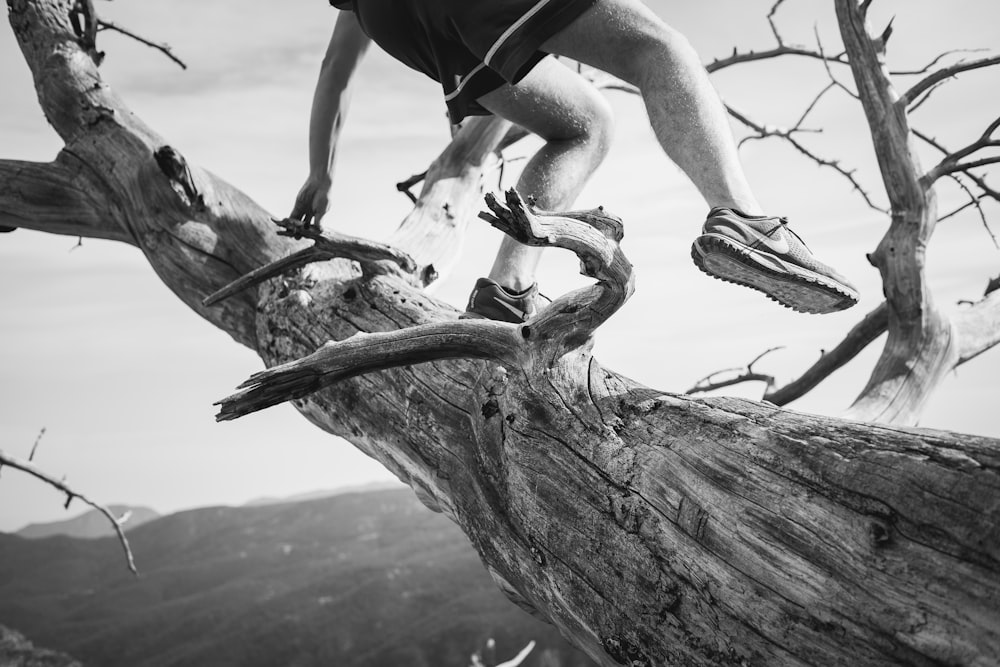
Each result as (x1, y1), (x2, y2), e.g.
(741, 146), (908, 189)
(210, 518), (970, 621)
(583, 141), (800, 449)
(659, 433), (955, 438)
(484, 0), (554, 67)
(444, 0), (554, 102)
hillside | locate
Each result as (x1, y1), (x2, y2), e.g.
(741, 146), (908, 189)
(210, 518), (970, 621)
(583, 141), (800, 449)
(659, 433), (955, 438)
(16, 506), (161, 540)
(0, 489), (595, 667)
(0, 625), (81, 667)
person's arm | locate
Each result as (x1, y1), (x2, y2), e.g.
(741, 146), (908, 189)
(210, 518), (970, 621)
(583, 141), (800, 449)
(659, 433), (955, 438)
(289, 10), (371, 227)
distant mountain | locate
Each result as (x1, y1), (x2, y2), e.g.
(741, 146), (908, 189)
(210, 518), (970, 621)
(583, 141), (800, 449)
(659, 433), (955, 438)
(242, 480), (405, 507)
(0, 489), (596, 667)
(16, 505), (160, 540)
(0, 625), (81, 667)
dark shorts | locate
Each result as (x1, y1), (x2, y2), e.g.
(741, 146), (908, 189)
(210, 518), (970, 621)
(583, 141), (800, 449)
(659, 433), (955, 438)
(347, 0), (597, 123)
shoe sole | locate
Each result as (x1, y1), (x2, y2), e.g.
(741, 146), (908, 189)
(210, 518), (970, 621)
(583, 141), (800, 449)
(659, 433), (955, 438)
(691, 233), (858, 314)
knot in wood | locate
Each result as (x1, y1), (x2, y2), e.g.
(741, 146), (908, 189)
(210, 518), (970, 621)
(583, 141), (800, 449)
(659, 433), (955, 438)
(481, 398), (501, 420)
(528, 537), (546, 567)
(601, 635), (652, 667)
(869, 520), (892, 548)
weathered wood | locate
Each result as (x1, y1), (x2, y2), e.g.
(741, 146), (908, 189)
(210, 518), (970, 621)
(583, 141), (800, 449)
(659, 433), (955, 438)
(5, 1), (1000, 665)
(834, 0), (995, 425)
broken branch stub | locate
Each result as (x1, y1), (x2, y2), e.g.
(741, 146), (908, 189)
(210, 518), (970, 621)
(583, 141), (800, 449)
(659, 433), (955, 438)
(203, 217), (421, 307)
(214, 320), (523, 421)
(480, 189), (634, 348)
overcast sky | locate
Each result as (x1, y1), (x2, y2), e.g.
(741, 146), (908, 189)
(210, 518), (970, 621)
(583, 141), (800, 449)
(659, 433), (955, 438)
(1, 0), (998, 531)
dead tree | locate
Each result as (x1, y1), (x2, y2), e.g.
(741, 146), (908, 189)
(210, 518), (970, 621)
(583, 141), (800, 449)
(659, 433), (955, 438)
(688, 1), (1000, 425)
(2, 1), (999, 665)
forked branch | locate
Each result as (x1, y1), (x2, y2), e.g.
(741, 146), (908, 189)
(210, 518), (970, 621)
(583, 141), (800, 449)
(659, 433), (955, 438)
(685, 347), (781, 396)
(900, 54), (1000, 109)
(203, 218), (421, 307)
(687, 302), (890, 406)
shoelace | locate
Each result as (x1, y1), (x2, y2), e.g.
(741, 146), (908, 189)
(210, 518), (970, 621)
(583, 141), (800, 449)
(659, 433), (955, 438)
(776, 216), (811, 251)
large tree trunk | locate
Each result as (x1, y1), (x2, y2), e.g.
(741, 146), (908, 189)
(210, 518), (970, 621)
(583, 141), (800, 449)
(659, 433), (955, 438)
(4, 1), (999, 665)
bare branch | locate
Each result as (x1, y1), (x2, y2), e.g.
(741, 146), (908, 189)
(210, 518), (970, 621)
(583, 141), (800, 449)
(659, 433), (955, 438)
(203, 218), (422, 307)
(924, 116), (1000, 185)
(28, 427), (46, 462)
(0, 447), (137, 574)
(933, 156), (1000, 179)
(0, 157), (128, 242)
(940, 174), (999, 247)
(707, 45), (848, 74)
(479, 189), (633, 343)
(395, 171), (425, 204)
(954, 288), (1000, 365)
(766, 0), (791, 45)
(900, 54), (1000, 109)
(892, 48), (990, 76)
(727, 105), (886, 212)
(215, 320), (523, 421)
(685, 347), (783, 396)
(915, 128), (1000, 203)
(815, 25), (859, 99)
(97, 20), (187, 70)
(767, 302), (889, 405)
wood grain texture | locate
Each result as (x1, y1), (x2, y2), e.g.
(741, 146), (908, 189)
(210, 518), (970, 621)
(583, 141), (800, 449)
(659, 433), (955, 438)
(5, 1), (999, 665)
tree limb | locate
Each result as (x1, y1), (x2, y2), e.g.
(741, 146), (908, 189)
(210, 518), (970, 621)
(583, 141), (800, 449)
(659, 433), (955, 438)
(0, 156), (129, 242)
(0, 448), (137, 574)
(900, 54), (1000, 109)
(767, 301), (889, 405)
(954, 288), (1000, 366)
(685, 347), (781, 396)
(215, 320), (522, 421)
(203, 218), (421, 307)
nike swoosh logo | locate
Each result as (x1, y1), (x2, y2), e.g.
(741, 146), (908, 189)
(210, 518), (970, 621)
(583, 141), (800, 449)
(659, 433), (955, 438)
(492, 297), (529, 322)
(741, 224), (790, 254)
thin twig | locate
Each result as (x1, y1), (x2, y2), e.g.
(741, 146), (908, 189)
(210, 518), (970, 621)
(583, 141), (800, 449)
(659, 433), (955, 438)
(914, 129), (1000, 202)
(939, 174), (997, 247)
(891, 48), (989, 76)
(815, 25), (858, 99)
(0, 448), (137, 574)
(900, 54), (1000, 108)
(728, 105), (886, 212)
(97, 20), (188, 70)
(395, 171), (425, 204)
(685, 347), (783, 395)
(766, 0), (790, 45)
(28, 427), (46, 462)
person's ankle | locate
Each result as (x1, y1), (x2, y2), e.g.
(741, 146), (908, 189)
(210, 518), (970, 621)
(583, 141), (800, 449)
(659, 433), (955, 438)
(489, 275), (534, 294)
(712, 199), (765, 218)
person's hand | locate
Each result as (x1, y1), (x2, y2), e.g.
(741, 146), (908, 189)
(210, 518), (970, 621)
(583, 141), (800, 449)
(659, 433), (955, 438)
(288, 174), (333, 230)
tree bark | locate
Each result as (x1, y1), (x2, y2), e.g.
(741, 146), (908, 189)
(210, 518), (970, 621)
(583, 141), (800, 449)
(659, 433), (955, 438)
(5, 1), (999, 666)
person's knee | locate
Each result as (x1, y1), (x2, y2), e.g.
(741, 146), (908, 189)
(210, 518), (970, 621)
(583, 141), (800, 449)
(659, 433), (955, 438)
(615, 22), (701, 89)
(582, 90), (615, 164)
(532, 85), (614, 164)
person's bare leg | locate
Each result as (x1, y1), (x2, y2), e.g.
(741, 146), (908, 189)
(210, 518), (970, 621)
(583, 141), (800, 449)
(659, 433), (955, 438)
(540, 0), (763, 215)
(476, 57), (614, 292)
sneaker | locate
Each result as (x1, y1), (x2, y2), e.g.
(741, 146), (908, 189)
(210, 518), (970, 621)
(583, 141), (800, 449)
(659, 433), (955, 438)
(691, 208), (859, 314)
(460, 278), (538, 323)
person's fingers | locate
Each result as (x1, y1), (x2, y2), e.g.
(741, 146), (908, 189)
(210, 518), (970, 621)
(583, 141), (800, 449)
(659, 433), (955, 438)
(289, 189), (313, 221)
